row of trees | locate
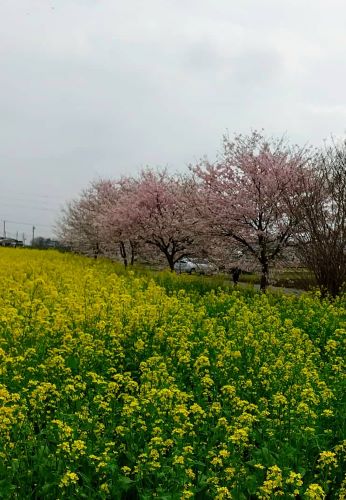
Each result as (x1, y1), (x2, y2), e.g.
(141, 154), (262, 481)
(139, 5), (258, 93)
(57, 131), (346, 296)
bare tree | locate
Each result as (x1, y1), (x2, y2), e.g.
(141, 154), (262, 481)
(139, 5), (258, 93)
(294, 139), (346, 297)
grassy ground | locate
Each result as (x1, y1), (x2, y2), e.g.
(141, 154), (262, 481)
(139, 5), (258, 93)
(134, 266), (316, 293)
(238, 268), (317, 291)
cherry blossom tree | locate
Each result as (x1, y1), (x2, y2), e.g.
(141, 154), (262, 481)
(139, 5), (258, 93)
(57, 178), (140, 267)
(56, 179), (113, 258)
(193, 131), (309, 291)
(96, 177), (140, 267)
(114, 169), (201, 270)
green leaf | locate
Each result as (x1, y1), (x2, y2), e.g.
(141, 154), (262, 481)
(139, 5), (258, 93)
(118, 475), (135, 490)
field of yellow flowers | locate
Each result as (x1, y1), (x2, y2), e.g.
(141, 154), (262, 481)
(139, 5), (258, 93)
(0, 249), (345, 499)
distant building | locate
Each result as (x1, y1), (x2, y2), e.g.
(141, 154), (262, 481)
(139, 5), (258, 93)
(31, 237), (66, 250)
(0, 237), (23, 247)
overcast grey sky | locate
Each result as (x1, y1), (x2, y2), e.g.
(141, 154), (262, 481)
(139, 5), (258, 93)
(1, 0), (346, 239)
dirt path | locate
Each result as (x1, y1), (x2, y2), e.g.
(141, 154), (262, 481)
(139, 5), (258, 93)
(235, 280), (304, 295)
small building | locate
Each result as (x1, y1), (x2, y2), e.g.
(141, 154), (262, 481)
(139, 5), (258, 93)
(0, 237), (24, 247)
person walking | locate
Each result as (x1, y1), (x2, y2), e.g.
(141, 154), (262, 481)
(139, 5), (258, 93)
(231, 267), (241, 285)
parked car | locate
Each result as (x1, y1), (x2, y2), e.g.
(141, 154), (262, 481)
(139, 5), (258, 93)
(174, 257), (217, 275)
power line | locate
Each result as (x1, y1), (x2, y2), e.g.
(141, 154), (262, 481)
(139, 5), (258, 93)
(2, 189), (67, 201)
(1, 218), (52, 228)
(0, 194), (62, 208)
(1, 218), (55, 246)
(0, 201), (59, 213)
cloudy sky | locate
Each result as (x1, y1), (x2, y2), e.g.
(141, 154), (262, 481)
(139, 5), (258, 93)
(1, 0), (346, 240)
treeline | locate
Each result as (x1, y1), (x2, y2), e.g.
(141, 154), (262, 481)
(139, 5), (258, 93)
(57, 131), (346, 296)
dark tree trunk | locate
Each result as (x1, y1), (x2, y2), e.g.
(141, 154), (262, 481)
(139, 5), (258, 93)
(130, 241), (136, 266)
(315, 262), (343, 298)
(165, 252), (175, 271)
(157, 241), (176, 271)
(258, 235), (269, 292)
(94, 242), (100, 259)
(260, 259), (269, 292)
(119, 241), (128, 268)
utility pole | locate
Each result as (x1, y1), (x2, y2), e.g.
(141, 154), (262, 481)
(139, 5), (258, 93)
(32, 225), (35, 245)
(3, 220), (6, 238)
(22, 233), (26, 246)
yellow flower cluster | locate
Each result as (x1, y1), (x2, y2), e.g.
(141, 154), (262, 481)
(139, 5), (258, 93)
(0, 248), (345, 498)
